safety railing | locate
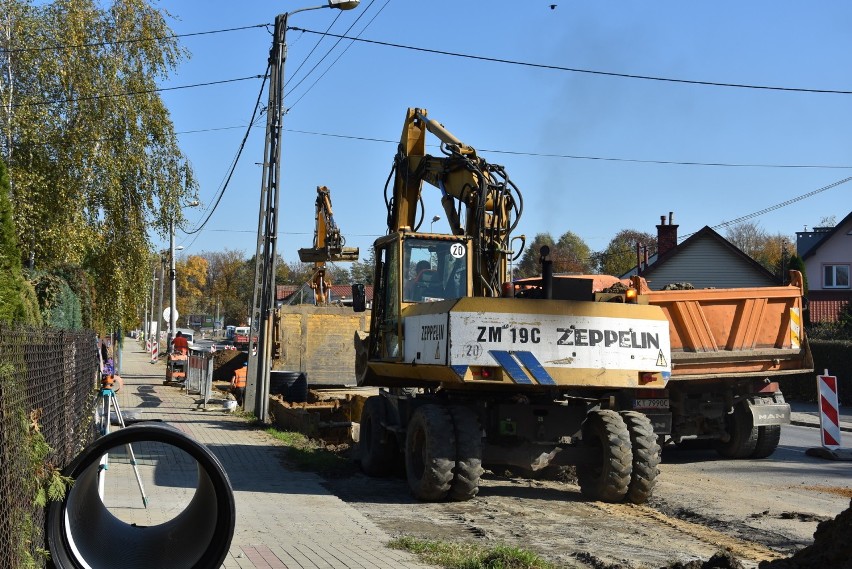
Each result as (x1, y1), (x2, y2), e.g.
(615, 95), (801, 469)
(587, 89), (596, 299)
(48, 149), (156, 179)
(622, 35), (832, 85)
(185, 348), (214, 409)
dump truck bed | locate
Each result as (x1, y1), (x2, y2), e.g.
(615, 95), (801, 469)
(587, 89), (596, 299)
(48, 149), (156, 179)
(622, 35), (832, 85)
(639, 273), (812, 380)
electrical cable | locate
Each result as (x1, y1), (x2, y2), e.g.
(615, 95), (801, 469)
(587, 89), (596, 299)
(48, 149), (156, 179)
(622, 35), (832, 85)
(181, 66), (270, 247)
(11, 75), (264, 109)
(283, 0), (379, 100)
(0, 23), (269, 54)
(286, 0), (391, 112)
(703, 176), (852, 235)
(291, 28), (852, 95)
(283, 12), (343, 90)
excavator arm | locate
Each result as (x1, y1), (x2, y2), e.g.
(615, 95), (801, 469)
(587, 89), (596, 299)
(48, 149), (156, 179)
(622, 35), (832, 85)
(298, 185), (359, 305)
(387, 108), (523, 296)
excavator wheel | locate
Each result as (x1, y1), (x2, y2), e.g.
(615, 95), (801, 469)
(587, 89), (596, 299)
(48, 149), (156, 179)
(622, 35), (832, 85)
(619, 411), (660, 504)
(577, 410), (632, 502)
(715, 402), (758, 459)
(449, 406), (484, 501)
(405, 405), (455, 501)
(750, 425), (782, 459)
(359, 396), (397, 477)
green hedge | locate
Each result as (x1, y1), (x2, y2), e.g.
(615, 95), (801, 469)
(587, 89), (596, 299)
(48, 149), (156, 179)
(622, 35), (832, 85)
(779, 339), (852, 405)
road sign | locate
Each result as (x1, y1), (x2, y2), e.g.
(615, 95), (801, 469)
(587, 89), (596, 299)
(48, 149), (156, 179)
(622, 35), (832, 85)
(163, 307), (179, 323)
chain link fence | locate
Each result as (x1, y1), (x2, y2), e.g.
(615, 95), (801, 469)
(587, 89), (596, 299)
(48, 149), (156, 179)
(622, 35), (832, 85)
(0, 325), (99, 568)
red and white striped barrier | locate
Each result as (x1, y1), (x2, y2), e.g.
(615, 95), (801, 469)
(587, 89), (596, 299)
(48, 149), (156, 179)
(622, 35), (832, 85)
(818, 370), (841, 449)
(806, 369), (851, 461)
(150, 341), (159, 363)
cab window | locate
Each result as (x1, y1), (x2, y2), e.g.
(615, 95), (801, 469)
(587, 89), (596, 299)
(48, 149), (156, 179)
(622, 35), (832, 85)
(403, 238), (467, 302)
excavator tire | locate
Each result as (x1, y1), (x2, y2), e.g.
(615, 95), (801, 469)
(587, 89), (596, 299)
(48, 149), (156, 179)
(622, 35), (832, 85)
(449, 406), (484, 501)
(577, 410), (632, 502)
(359, 396), (396, 477)
(715, 402), (758, 459)
(405, 405), (455, 501)
(619, 411), (660, 504)
(750, 425), (782, 458)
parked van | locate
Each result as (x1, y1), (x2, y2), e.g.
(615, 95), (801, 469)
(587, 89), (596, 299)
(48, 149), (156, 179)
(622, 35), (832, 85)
(175, 328), (196, 348)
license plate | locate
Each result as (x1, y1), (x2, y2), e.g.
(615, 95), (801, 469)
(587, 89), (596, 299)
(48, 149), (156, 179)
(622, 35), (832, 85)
(633, 398), (669, 409)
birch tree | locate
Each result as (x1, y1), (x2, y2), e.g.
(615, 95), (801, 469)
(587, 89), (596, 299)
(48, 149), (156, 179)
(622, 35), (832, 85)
(1, 0), (195, 329)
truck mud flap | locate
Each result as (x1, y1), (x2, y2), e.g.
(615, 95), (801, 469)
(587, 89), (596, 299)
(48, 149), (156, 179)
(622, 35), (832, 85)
(747, 402), (791, 426)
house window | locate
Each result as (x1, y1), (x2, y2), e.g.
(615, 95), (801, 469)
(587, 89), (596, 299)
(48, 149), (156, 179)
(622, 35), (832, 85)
(823, 264), (850, 288)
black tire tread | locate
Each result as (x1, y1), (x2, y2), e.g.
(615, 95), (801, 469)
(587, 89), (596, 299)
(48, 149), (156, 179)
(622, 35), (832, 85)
(578, 410), (632, 502)
(619, 411), (660, 504)
(405, 405), (454, 501)
(750, 425), (781, 459)
(449, 406), (484, 501)
(715, 403), (758, 459)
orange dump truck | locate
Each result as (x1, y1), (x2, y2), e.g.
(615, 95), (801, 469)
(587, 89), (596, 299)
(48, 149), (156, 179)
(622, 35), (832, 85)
(625, 270), (812, 458)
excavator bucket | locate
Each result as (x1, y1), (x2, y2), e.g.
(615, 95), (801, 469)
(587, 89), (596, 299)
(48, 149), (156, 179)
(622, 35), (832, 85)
(298, 246), (359, 263)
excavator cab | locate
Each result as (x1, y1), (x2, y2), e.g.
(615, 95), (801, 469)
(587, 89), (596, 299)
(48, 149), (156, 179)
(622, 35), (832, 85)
(365, 232), (471, 361)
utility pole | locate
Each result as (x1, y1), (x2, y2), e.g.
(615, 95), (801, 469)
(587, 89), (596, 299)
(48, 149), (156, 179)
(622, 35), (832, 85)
(246, 0), (360, 421)
(168, 216), (177, 353)
(148, 269), (157, 341)
(157, 255), (165, 350)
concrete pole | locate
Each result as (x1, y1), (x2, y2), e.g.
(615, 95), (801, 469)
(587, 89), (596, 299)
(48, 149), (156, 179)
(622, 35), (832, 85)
(157, 255), (165, 353)
(168, 216), (177, 353)
(143, 283), (149, 342)
(149, 269), (157, 340)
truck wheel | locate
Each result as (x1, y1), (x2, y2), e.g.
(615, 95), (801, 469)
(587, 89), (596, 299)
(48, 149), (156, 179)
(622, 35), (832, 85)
(750, 425), (781, 458)
(577, 410), (632, 502)
(359, 396), (396, 477)
(619, 411), (660, 504)
(405, 405), (455, 501)
(715, 403), (758, 459)
(449, 406), (484, 501)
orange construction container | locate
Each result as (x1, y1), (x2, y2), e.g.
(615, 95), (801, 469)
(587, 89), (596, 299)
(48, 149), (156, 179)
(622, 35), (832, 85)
(634, 271), (813, 381)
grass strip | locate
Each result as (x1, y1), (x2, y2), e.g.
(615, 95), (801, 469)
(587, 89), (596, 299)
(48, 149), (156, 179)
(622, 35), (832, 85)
(263, 427), (353, 474)
(389, 535), (560, 569)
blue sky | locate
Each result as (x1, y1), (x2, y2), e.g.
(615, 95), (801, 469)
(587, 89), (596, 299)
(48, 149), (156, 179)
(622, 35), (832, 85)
(155, 1), (852, 265)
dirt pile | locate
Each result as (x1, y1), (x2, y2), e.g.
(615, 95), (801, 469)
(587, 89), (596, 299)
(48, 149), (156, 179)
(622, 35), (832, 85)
(660, 552), (745, 569)
(758, 499), (852, 569)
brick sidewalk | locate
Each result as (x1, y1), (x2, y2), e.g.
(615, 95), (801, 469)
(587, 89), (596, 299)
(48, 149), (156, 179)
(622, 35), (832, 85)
(111, 342), (432, 569)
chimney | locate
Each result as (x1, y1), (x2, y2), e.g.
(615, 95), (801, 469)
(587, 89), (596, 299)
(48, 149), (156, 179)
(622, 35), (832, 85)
(656, 212), (679, 257)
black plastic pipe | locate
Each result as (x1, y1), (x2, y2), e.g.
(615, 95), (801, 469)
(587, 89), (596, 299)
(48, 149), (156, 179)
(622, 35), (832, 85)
(47, 424), (235, 569)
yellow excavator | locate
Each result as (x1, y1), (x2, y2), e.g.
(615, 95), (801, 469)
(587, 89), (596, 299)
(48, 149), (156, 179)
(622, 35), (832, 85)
(352, 108), (673, 503)
(298, 186), (359, 305)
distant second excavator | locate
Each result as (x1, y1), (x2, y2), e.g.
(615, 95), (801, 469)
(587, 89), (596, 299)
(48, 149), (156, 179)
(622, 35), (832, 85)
(298, 186), (359, 305)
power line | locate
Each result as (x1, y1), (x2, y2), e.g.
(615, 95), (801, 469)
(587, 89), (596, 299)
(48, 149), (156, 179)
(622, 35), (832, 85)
(11, 75), (264, 109)
(279, 127), (852, 170)
(291, 28), (852, 95)
(678, 176), (852, 241)
(182, 68), (271, 244)
(707, 177), (852, 232)
(286, 0), (391, 113)
(283, 13), (343, 90)
(0, 23), (269, 55)
(284, 0), (382, 101)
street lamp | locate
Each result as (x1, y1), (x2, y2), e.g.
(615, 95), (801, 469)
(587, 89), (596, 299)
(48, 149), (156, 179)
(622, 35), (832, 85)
(431, 215), (440, 233)
(245, 0), (360, 421)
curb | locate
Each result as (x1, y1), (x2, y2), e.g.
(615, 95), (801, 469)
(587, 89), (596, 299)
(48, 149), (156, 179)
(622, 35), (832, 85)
(790, 419), (852, 433)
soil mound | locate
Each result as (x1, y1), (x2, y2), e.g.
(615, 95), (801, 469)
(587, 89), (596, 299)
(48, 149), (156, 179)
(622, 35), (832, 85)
(662, 552), (744, 569)
(758, 499), (852, 569)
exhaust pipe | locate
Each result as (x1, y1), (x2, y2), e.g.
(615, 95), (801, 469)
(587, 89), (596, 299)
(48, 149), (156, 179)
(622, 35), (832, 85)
(47, 424), (235, 569)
